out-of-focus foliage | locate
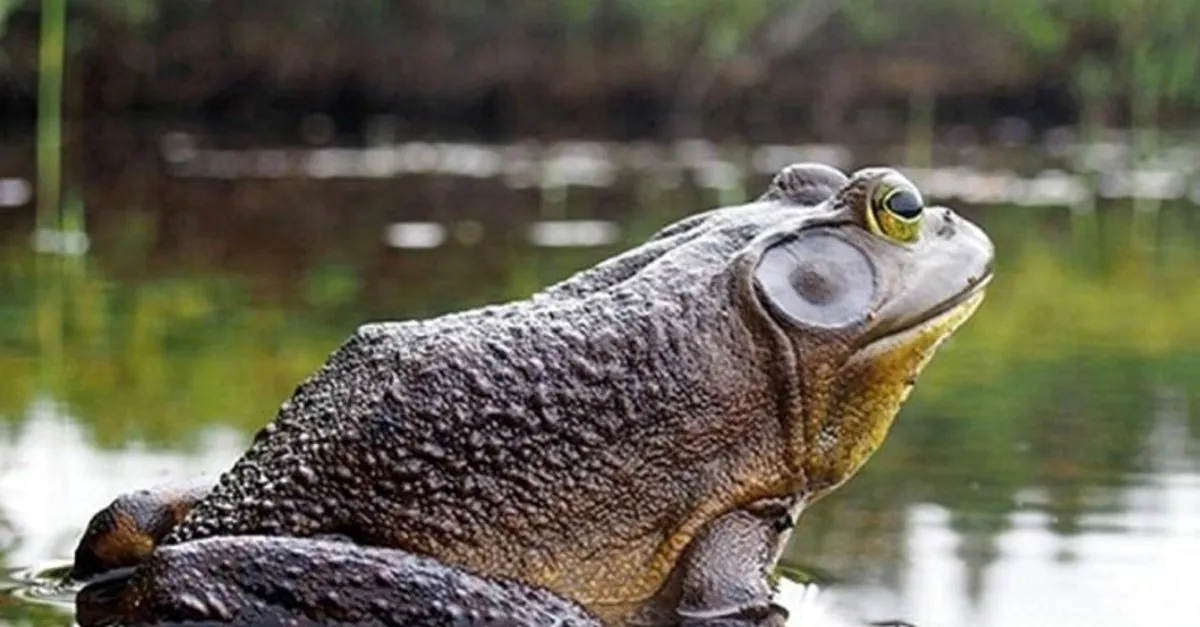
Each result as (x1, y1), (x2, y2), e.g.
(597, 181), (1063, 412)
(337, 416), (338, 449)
(0, 0), (154, 35)
(3, 0), (1200, 134)
(843, 0), (1200, 100)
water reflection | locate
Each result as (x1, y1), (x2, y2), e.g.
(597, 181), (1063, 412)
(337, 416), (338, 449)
(1, 136), (1199, 626)
(160, 137), (1200, 207)
(0, 401), (242, 567)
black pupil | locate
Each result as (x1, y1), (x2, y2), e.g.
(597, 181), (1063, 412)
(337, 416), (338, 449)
(885, 190), (923, 218)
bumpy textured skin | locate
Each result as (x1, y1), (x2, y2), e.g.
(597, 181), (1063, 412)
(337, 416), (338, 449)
(160, 191), (830, 619)
(72, 163), (994, 627)
(107, 536), (600, 626)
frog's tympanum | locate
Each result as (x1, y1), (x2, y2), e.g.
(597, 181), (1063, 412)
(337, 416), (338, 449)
(69, 164), (994, 627)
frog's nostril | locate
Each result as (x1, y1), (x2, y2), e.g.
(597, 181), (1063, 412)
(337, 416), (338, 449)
(936, 210), (956, 237)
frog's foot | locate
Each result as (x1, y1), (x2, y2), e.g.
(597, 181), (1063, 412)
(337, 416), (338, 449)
(67, 478), (214, 582)
(76, 535), (603, 627)
(663, 497), (797, 627)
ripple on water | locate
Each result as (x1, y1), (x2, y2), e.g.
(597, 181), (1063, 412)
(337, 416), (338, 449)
(2, 561), (79, 611)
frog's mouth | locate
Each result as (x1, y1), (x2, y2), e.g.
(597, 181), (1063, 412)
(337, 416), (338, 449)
(856, 270), (992, 356)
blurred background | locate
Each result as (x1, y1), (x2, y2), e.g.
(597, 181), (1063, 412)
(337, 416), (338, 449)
(1, 1), (1200, 626)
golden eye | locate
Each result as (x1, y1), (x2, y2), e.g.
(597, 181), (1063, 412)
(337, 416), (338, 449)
(866, 178), (924, 243)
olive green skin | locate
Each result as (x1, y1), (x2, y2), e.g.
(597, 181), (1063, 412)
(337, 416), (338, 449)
(70, 163), (994, 627)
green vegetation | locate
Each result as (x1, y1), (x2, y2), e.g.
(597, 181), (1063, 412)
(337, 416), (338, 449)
(4, 0), (1200, 139)
(33, 0), (62, 235)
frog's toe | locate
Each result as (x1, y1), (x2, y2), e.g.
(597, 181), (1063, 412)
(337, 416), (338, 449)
(677, 602), (789, 627)
(68, 479), (212, 582)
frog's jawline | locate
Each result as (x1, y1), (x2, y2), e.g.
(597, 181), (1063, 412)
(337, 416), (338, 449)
(861, 272), (992, 350)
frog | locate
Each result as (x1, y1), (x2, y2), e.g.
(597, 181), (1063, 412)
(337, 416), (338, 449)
(68, 163), (994, 627)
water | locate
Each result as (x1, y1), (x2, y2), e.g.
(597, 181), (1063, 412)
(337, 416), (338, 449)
(1, 131), (1199, 626)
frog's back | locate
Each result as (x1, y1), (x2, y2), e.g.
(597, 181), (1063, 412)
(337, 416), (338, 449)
(162, 230), (783, 607)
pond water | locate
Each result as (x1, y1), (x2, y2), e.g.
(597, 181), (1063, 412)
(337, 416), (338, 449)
(1, 131), (1199, 626)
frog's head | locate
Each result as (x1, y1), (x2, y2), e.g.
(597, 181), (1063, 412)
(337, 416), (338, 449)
(733, 164), (994, 494)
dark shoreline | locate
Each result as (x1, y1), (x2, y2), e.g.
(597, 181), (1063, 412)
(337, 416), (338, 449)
(0, 2), (1147, 143)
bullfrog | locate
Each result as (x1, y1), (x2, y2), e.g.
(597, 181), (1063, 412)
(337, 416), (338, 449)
(68, 163), (994, 627)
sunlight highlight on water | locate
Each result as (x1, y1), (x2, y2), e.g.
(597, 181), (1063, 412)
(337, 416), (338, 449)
(159, 138), (1200, 206)
(0, 399), (244, 568)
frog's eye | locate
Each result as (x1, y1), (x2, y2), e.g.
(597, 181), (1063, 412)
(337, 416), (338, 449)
(866, 179), (924, 243)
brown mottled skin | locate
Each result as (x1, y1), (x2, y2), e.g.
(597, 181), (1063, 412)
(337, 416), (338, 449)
(69, 163), (994, 627)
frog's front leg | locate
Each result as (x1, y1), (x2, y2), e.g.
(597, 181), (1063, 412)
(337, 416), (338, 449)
(77, 535), (603, 627)
(68, 477), (214, 582)
(669, 499), (919, 627)
(670, 497), (799, 627)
